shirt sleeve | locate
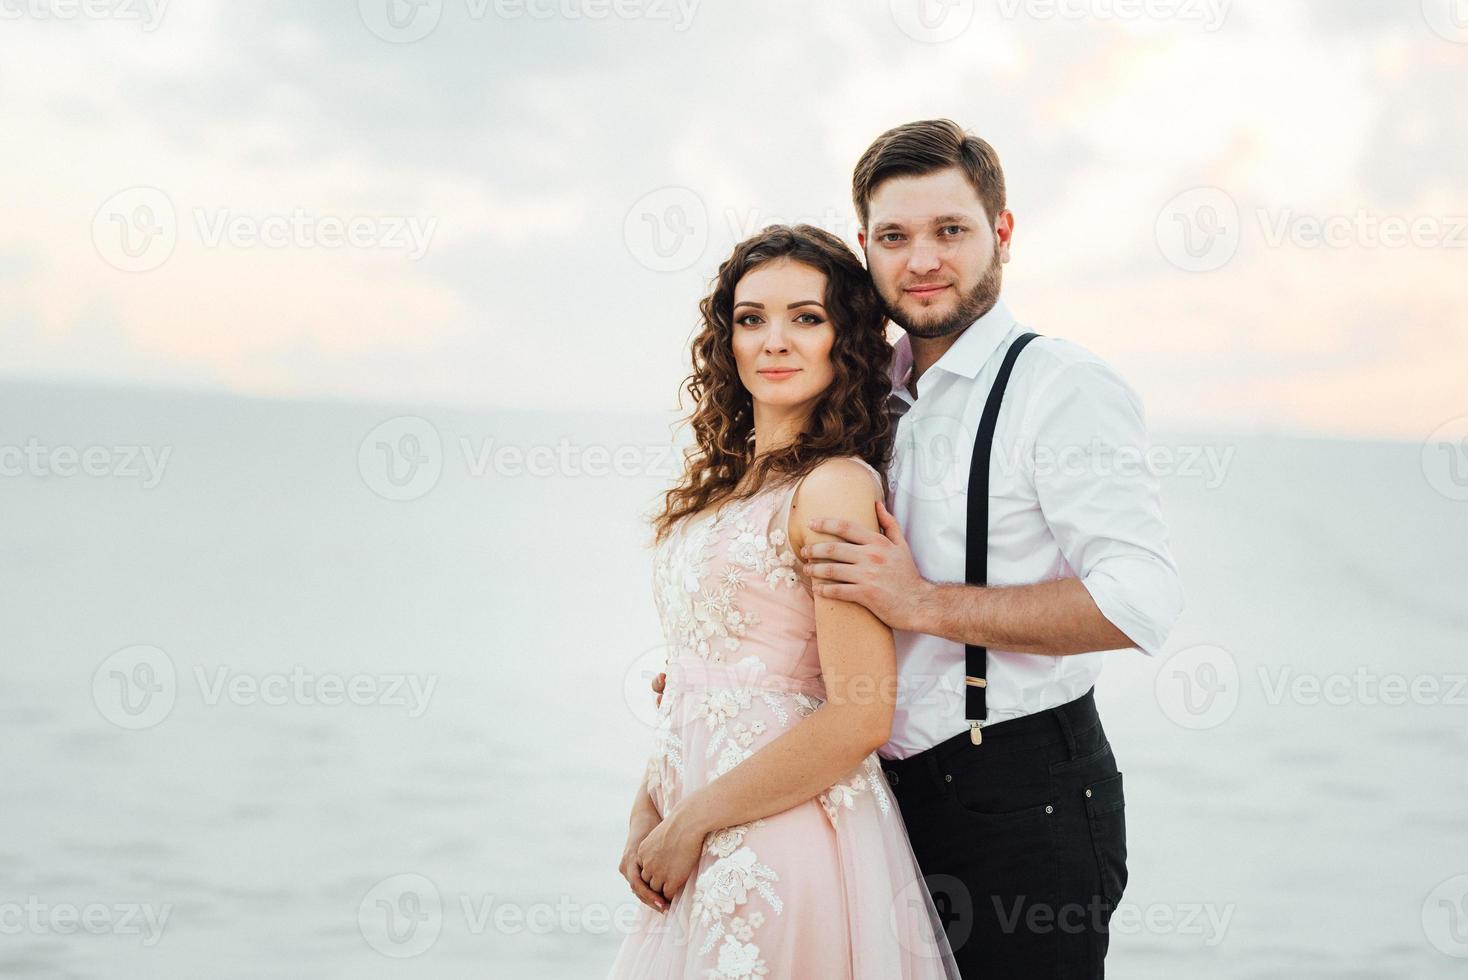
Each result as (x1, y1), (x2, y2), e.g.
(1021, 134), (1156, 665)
(1023, 356), (1185, 657)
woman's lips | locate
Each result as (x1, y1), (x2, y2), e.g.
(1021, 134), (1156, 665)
(758, 368), (801, 380)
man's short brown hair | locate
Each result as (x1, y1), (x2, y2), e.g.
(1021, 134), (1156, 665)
(852, 119), (1006, 230)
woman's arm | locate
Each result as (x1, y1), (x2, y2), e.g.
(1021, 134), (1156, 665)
(635, 458), (895, 900)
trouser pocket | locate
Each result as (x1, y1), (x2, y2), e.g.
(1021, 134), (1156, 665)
(1085, 770), (1128, 910)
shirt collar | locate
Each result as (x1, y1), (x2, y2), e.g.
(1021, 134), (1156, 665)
(888, 297), (1017, 399)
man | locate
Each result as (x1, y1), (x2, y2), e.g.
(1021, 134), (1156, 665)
(657, 119), (1183, 977)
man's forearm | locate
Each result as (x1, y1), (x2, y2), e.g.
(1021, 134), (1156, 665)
(916, 576), (1135, 656)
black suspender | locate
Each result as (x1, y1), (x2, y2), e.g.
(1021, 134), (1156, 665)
(964, 331), (1042, 745)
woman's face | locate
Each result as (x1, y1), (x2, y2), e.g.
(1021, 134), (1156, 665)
(730, 258), (837, 411)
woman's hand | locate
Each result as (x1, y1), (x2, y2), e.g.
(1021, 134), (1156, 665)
(619, 799), (669, 914)
(635, 803), (709, 904)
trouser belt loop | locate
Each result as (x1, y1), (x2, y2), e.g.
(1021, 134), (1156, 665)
(1054, 694), (1078, 758)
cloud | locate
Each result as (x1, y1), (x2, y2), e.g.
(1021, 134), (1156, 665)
(1, 0), (1463, 440)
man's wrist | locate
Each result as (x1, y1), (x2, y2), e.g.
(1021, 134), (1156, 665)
(912, 578), (949, 637)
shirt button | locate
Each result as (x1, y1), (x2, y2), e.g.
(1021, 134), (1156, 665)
(944, 774), (952, 783)
(1085, 788), (1093, 798)
(1045, 804), (1054, 814)
(886, 770), (899, 786)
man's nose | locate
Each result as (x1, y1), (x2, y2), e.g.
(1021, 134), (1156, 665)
(907, 245), (940, 274)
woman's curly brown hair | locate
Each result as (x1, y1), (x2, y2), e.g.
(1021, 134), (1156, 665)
(650, 224), (893, 544)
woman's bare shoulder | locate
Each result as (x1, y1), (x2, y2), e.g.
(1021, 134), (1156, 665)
(787, 457), (883, 550)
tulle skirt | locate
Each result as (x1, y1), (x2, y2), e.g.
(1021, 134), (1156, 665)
(606, 672), (961, 979)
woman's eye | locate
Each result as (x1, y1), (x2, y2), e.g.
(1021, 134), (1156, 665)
(735, 314), (762, 327)
(795, 313), (824, 325)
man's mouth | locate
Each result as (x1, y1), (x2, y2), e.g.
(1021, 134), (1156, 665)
(904, 283), (951, 299)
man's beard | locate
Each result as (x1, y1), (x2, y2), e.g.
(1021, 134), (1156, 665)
(883, 242), (1003, 339)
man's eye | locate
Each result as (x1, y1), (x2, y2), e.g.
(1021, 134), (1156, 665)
(941, 225), (965, 236)
(879, 233), (904, 243)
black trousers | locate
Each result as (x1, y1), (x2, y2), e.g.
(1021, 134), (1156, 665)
(882, 688), (1127, 979)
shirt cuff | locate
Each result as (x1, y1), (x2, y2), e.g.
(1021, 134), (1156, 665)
(1078, 561), (1183, 658)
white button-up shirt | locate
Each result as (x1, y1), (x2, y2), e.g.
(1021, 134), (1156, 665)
(878, 297), (1184, 760)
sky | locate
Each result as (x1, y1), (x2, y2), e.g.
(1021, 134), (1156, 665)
(2, 0), (1465, 441)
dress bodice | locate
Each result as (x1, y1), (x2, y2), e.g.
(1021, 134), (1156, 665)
(651, 458), (884, 695)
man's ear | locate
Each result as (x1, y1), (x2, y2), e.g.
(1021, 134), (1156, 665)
(995, 210), (1015, 261)
(856, 229), (866, 250)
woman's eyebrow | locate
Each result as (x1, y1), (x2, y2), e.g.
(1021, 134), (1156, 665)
(733, 300), (826, 310)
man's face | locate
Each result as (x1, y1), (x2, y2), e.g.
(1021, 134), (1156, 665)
(858, 166), (1012, 339)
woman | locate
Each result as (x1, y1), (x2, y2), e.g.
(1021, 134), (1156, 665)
(607, 225), (960, 979)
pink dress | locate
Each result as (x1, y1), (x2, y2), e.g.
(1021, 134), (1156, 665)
(608, 457), (961, 980)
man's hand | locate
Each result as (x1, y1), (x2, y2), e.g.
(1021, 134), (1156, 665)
(619, 798), (669, 914)
(651, 672), (665, 708)
(801, 498), (933, 633)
